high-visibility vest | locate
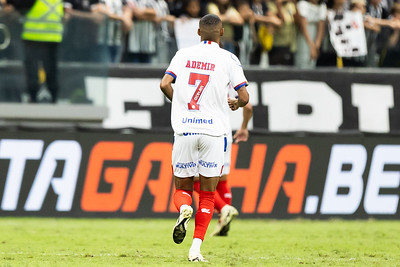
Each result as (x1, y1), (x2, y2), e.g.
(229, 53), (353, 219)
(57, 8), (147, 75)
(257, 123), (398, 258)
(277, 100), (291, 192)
(22, 0), (63, 43)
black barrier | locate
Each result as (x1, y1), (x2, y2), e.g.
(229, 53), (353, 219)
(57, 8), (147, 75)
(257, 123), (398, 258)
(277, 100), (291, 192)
(0, 130), (399, 219)
(2, 64), (400, 133)
(109, 66), (400, 134)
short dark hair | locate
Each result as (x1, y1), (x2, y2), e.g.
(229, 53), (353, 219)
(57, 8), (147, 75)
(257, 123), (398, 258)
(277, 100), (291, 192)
(199, 14), (222, 27)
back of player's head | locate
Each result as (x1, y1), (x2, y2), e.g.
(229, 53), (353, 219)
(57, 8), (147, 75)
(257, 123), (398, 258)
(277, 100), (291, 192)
(199, 14), (222, 28)
(198, 14), (223, 41)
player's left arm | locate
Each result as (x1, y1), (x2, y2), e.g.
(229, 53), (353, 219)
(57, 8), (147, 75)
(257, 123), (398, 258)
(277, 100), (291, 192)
(233, 103), (253, 143)
(160, 74), (175, 101)
(228, 87), (249, 110)
(228, 53), (249, 110)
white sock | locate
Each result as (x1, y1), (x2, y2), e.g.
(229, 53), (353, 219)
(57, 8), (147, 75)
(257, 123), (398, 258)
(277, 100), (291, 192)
(189, 238), (202, 253)
(180, 204), (190, 213)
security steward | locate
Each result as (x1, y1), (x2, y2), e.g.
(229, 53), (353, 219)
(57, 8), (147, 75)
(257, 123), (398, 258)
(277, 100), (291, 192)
(1, 0), (63, 103)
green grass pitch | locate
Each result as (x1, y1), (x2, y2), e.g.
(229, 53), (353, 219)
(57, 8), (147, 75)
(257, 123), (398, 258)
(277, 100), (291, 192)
(0, 217), (399, 266)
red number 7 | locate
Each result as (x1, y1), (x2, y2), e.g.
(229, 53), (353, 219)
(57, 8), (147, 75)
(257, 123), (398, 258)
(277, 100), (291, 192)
(188, 73), (210, 110)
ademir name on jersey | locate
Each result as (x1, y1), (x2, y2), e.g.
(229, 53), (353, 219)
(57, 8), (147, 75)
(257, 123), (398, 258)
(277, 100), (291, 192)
(185, 60), (215, 71)
(182, 117), (213, 124)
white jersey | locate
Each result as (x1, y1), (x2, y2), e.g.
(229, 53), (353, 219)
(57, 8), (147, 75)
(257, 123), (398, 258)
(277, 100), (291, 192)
(165, 40), (248, 136)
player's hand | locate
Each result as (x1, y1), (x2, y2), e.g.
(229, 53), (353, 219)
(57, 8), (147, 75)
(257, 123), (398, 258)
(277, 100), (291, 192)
(228, 98), (239, 111)
(233, 128), (249, 143)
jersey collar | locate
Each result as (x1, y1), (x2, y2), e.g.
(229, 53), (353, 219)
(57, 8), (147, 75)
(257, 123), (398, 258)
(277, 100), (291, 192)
(201, 40), (220, 47)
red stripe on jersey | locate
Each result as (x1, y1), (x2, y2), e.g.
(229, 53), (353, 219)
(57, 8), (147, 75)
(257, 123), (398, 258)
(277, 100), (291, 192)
(165, 71), (177, 79)
(234, 81), (248, 90)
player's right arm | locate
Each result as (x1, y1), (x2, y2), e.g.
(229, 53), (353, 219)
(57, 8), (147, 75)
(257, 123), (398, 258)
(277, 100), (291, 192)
(161, 51), (180, 101)
(160, 51), (182, 101)
(160, 73), (175, 101)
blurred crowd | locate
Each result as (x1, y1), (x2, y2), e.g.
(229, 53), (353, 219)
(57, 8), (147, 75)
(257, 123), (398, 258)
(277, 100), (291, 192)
(1, 0), (400, 68)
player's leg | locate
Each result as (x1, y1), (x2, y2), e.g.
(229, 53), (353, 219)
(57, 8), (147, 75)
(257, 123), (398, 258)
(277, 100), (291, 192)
(195, 134), (232, 213)
(218, 133), (233, 205)
(173, 176), (194, 244)
(193, 134), (231, 212)
(193, 174), (219, 240)
(188, 134), (224, 262)
(194, 176), (227, 213)
(174, 176), (194, 208)
(211, 136), (239, 236)
(189, 174), (219, 262)
(193, 177), (200, 194)
(217, 175), (232, 205)
(171, 134), (197, 244)
(211, 190), (239, 236)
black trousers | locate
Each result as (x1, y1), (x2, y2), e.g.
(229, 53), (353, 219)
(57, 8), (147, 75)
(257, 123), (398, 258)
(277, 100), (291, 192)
(269, 46), (294, 66)
(23, 40), (59, 103)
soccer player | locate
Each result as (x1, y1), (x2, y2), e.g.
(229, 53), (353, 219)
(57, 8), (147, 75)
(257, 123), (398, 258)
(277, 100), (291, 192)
(160, 14), (249, 262)
(208, 100), (253, 237)
(192, 89), (253, 237)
